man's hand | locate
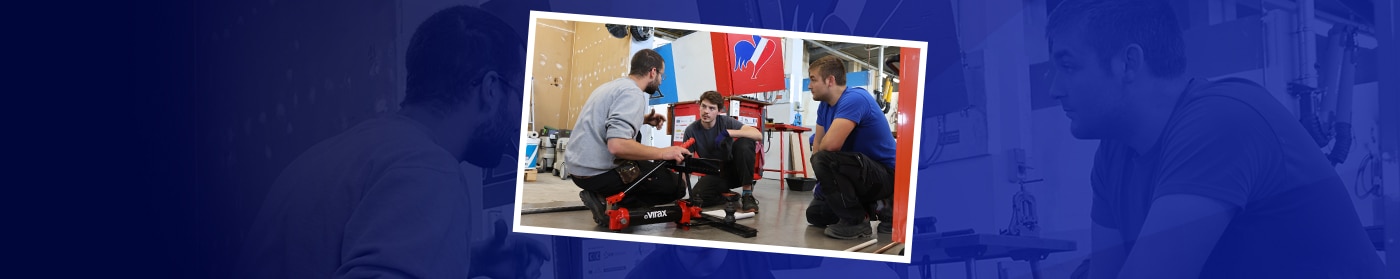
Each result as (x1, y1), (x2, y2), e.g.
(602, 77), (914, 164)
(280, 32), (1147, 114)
(471, 220), (551, 279)
(714, 128), (731, 146)
(817, 118), (856, 152)
(658, 146), (692, 163)
(644, 109), (667, 128)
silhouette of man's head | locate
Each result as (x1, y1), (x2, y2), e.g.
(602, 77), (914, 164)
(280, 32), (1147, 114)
(402, 6), (524, 166)
(1045, 0), (1186, 139)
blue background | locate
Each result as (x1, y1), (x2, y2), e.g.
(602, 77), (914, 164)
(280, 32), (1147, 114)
(128, 1), (965, 277)
(12, 0), (1395, 278)
(651, 43), (678, 106)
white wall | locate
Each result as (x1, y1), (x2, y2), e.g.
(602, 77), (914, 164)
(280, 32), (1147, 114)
(670, 32), (717, 104)
(919, 0), (1131, 277)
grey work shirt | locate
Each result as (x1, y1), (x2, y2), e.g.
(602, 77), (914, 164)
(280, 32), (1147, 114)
(565, 77), (648, 177)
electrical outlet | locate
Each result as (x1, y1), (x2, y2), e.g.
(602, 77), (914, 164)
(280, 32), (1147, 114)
(488, 210), (503, 223)
(925, 108), (990, 165)
(938, 130), (961, 145)
(1008, 148), (1032, 183)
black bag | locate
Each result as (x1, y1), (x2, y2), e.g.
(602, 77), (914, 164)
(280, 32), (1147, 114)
(614, 160), (641, 186)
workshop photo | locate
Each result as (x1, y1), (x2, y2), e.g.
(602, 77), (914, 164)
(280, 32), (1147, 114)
(913, 0), (1398, 278)
(513, 12), (928, 262)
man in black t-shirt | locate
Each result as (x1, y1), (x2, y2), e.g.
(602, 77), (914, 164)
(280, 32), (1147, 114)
(1046, 0), (1384, 278)
(683, 91), (763, 212)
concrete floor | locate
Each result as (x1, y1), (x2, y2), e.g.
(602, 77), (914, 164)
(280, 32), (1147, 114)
(519, 171), (902, 255)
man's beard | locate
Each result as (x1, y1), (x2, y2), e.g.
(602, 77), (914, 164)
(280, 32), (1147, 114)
(462, 122), (514, 168)
(461, 97), (520, 168)
(644, 80), (660, 94)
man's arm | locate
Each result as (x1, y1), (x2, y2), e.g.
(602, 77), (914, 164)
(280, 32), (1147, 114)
(681, 126), (700, 153)
(812, 125), (825, 149)
(816, 118), (856, 152)
(727, 125), (762, 140)
(607, 138), (689, 162)
(1117, 194), (1236, 278)
(1113, 97), (1268, 278)
(601, 93), (688, 162)
(1090, 222), (1128, 279)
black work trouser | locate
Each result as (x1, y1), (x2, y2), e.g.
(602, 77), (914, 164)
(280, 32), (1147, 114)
(572, 160), (686, 209)
(690, 138), (757, 207)
(805, 151), (894, 225)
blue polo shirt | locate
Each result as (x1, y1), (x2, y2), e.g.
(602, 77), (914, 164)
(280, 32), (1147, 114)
(816, 86), (896, 169)
(1091, 78), (1384, 278)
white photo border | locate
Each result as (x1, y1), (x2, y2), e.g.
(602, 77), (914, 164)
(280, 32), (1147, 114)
(514, 10), (928, 264)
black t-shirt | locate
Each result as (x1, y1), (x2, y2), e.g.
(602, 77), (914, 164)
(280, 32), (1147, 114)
(683, 115), (745, 160)
(1090, 78), (1384, 278)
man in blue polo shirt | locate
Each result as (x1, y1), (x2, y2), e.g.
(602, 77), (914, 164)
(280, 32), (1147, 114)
(1046, 0), (1384, 278)
(803, 55), (898, 239)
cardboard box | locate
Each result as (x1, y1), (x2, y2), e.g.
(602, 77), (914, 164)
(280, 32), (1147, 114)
(523, 169), (538, 182)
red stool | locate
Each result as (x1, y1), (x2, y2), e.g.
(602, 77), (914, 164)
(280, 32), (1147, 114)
(761, 124), (811, 190)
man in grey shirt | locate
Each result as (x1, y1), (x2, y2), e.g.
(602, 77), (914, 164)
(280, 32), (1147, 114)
(567, 49), (692, 226)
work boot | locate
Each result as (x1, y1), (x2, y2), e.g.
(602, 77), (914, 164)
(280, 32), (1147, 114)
(741, 194), (759, 213)
(876, 199), (893, 234)
(824, 219), (873, 240)
(579, 190), (608, 226)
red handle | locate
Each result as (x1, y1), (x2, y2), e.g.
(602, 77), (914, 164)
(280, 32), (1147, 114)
(678, 138), (696, 148)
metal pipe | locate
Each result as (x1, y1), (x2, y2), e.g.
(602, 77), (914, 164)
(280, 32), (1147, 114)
(1243, 0), (1375, 35)
(878, 46), (886, 81)
(844, 239), (879, 252)
(1337, 34), (1356, 126)
(808, 43), (864, 57)
(873, 241), (901, 254)
(1329, 38), (1356, 165)
(520, 206), (588, 215)
(807, 40), (898, 78)
(1376, 0), (1400, 277)
(1319, 26), (1346, 122)
(1298, 0), (1317, 86)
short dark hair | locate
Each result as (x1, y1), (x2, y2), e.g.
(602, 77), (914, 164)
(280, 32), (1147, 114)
(810, 55), (846, 86)
(699, 90), (725, 109)
(629, 49), (665, 76)
(402, 6), (524, 115)
(1046, 0), (1186, 78)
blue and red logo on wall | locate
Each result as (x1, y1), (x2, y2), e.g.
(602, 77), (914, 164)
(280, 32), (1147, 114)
(711, 33), (785, 95)
(732, 35), (777, 79)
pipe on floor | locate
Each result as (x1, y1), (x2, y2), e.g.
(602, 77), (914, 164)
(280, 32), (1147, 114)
(844, 239), (879, 252)
(520, 205), (587, 215)
(873, 241), (902, 254)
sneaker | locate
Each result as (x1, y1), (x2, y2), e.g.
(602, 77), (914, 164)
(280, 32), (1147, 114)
(878, 221), (892, 234)
(740, 194), (760, 213)
(579, 190), (608, 226)
(824, 220), (873, 239)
